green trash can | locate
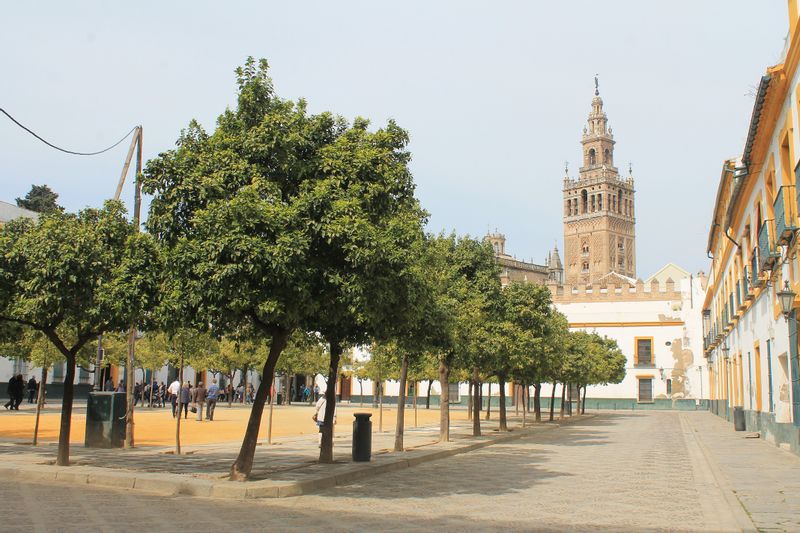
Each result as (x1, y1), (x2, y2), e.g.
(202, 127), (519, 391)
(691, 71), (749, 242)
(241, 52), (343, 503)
(85, 392), (126, 448)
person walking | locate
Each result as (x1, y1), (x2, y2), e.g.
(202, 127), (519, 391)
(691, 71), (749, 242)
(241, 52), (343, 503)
(179, 382), (191, 419)
(313, 384), (320, 402)
(168, 377), (180, 417)
(10, 374), (23, 410)
(192, 381), (207, 421)
(206, 379), (219, 421)
(302, 385), (311, 403)
(313, 394), (336, 447)
(4, 375), (18, 410)
(27, 377), (37, 404)
(104, 376), (114, 392)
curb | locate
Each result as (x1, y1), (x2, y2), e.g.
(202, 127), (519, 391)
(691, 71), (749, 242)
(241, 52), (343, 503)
(0, 414), (591, 500)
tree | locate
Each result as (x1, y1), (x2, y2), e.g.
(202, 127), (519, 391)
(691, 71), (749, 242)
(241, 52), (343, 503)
(16, 184), (62, 213)
(420, 234), (500, 440)
(0, 202), (159, 465)
(143, 57), (425, 477)
(143, 58), (337, 479)
(304, 115), (427, 463)
(165, 328), (216, 454)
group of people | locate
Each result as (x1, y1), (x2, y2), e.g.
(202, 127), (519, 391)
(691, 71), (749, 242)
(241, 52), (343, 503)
(301, 384), (321, 404)
(166, 378), (221, 421)
(4, 375), (39, 411)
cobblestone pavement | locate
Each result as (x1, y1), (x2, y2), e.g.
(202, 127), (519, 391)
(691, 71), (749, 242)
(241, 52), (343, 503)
(684, 412), (800, 532)
(2, 411), (796, 532)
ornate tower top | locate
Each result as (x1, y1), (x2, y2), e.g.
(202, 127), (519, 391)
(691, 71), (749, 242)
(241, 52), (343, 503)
(562, 81), (637, 285)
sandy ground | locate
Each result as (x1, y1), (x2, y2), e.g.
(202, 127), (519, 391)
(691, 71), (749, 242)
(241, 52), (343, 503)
(0, 401), (467, 446)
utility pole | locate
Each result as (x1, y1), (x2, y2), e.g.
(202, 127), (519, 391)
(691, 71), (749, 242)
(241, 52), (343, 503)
(111, 126), (143, 449)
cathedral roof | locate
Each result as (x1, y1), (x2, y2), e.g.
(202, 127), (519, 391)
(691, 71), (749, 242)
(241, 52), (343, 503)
(548, 245), (563, 270)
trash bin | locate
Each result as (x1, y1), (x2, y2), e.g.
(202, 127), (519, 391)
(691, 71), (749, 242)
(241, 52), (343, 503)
(352, 413), (372, 462)
(733, 406), (746, 431)
(85, 392), (126, 448)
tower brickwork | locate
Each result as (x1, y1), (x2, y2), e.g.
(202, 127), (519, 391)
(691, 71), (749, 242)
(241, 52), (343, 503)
(563, 83), (636, 285)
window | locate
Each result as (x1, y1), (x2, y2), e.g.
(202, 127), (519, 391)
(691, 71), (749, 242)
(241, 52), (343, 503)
(582, 243), (589, 255)
(598, 195), (603, 210)
(666, 379), (672, 396)
(591, 195), (596, 211)
(604, 148), (611, 164)
(589, 148), (596, 166)
(582, 262), (589, 272)
(639, 378), (653, 402)
(635, 338), (653, 367)
(581, 189), (588, 213)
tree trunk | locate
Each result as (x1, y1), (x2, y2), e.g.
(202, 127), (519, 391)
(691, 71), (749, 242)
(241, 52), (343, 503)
(438, 358), (450, 442)
(521, 382), (527, 428)
(485, 381), (491, 420)
(534, 383), (542, 422)
(242, 364), (249, 404)
(559, 382), (566, 420)
(227, 372), (234, 408)
(472, 368), (481, 436)
(359, 379), (364, 407)
(230, 328), (290, 480)
(549, 381), (556, 422)
(378, 379), (383, 432)
(149, 367), (155, 408)
(175, 353), (184, 455)
(413, 381), (418, 428)
(467, 380), (473, 421)
(56, 354), (76, 466)
(426, 380), (432, 409)
(498, 373), (508, 431)
(125, 328), (135, 448)
(582, 384), (587, 414)
(515, 384), (520, 416)
(267, 371), (276, 444)
(33, 365), (48, 446)
(319, 340), (342, 464)
(393, 353), (409, 452)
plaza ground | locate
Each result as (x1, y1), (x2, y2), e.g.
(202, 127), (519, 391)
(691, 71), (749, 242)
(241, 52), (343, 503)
(1, 410), (799, 531)
(0, 401), (465, 446)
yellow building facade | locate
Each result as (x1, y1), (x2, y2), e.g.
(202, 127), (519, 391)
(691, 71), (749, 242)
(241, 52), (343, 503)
(704, 0), (800, 450)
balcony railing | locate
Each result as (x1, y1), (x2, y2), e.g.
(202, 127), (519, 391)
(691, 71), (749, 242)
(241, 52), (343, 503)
(735, 280), (742, 309)
(758, 223), (779, 271)
(774, 185), (797, 245)
(751, 250), (762, 288)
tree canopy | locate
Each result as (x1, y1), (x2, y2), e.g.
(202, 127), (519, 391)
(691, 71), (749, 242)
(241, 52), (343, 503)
(16, 184), (62, 213)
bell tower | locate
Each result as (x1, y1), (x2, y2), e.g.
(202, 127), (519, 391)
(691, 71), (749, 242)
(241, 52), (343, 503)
(563, 79), (636, 285)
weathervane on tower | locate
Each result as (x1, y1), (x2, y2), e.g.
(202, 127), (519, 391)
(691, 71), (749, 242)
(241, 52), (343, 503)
(594, 74), (599, 96)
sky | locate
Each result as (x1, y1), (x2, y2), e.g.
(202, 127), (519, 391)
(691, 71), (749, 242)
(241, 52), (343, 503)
(0, 1), (789, 277)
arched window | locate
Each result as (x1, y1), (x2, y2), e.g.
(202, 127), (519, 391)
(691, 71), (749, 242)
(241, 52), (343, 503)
(582, 243), (589, 255)
(604, 148), (610, 164)
(588, 149), (596, 166)
(598, 194), (603, 210)
(617, 190), (623, 213)
(582, 261), (589, 272)
(591, 195), (596, 212)
(581, 189), (588, 214)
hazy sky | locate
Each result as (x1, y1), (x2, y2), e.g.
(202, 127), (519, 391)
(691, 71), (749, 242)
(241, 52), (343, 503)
(0, 1), (788, 277)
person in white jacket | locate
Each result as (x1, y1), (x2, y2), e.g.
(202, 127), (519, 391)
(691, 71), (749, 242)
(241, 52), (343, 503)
(313, 395), (337, 447)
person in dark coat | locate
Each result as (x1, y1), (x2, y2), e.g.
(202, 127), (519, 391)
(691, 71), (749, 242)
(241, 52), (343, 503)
(4, 375), (17, 410)
(27, 377), (37, 403)
(11, 375), (23, 409)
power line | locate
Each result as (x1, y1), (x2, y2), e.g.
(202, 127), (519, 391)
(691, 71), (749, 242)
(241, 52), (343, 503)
(0, 107), (137, 156)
